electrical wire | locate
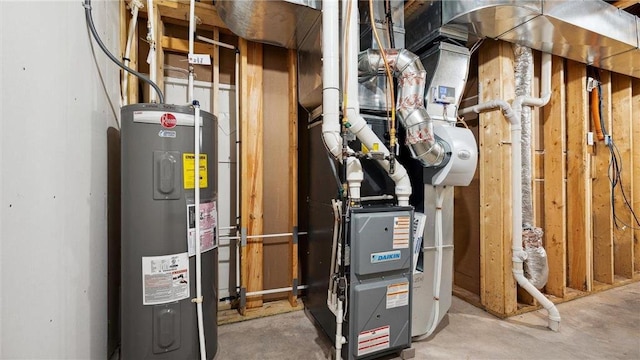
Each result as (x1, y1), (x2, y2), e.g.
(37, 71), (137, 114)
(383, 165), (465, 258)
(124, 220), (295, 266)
(369, 0), (397, 149)
(83, 0), (165, 103)
(595, 81), (640, 230)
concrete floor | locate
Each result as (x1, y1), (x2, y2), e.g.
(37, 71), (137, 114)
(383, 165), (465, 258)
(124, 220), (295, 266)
(218, 282), (640, 359)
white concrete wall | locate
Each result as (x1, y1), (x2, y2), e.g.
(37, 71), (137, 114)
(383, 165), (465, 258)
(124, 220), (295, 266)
(0, 0), (120, 358)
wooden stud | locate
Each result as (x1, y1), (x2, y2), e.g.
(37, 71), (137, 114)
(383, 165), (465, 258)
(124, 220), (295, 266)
(611, 73), (634, 279)
(633, 78), (640, 274)
(161, 36), (215, 54)
(542, 55), (567, 298)
(288, 49), (299, 307)
(239, 38), (264, 312)
(478, 40), (517, 316)
(565, 60), (592, 291)
(592, 71), (615, 285)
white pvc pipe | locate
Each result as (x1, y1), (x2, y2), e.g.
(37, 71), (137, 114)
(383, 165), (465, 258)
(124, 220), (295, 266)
(187, 0), (196, 103)
(245, 285), (309, 297)
(335, 298), (347, 360)
(322, 0), (343, 161)
(343, 0), (411, 206)
(122, 0), (142, 106)
(458, 52), (559, 331)
(146, 0), (157, 103)
(196, 35), (236, 50)
(192, 102), (207, 360)
(234, 50), (241, 294)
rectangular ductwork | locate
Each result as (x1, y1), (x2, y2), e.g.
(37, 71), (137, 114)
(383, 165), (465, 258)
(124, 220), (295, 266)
(406, 0), (640, 79)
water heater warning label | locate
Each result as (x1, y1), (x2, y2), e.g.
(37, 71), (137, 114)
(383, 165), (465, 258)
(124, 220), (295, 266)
(187, 201), (218, 256)
(142, 252), (190, 305)
(183, 153), (208, 189)
(357, 325), (390, 356)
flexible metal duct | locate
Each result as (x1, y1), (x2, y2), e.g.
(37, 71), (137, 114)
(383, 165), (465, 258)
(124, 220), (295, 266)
(358, 49), (447, 167)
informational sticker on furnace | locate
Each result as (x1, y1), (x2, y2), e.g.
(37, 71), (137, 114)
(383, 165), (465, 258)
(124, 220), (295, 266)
(371, 250), (401, 263)
(183, 153), (208, 189)
(392, 216), (411, 249)
(386, 281), (409, 309)
(142, 252), (190, 305)
(357, 325), (390, 356)
(187, 201), (218, 256)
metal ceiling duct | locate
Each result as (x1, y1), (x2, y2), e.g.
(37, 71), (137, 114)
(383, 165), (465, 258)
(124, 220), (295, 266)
(406, 0), (640, 79)
(215, 0), (320, 49)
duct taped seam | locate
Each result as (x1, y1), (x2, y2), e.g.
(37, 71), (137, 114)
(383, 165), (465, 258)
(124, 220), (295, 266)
(514, 44), (548, 290)
(358, 49), (447, 167)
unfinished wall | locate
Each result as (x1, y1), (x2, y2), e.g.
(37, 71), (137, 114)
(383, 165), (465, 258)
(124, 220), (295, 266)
(454, 39), (640, 317)
(0, 0), (120, 357)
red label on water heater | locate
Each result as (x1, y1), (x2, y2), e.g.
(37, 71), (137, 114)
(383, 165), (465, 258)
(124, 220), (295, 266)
(160, 113), (177, 129)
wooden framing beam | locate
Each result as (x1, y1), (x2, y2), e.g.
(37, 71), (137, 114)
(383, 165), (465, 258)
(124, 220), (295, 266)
(565, 60), (592, 291)
(239, 38), (264, 313)
(611, 1), (640, 9)
(161, 36), (214, 54)
(542, 55), (567, 297)
(611, 73), (634, 279)
(288, 49), (299, 307)
(478, 40), (517, 316)
(592, 71), (615, 285)
(147, 0), (227, 28)
(633, 78), (640, 274)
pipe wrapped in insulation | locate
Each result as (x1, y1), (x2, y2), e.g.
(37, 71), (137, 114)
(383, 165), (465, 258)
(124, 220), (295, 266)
(358, 49), (447, 167)
(515, 44), (548, 290)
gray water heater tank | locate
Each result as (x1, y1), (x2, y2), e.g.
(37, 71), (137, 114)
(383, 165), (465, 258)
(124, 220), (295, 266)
(121, 103), (218, 359)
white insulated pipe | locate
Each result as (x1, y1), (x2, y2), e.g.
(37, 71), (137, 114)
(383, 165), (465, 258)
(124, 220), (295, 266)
(122, 0), (142, 106)
(458, 52), (559, 331)
(146, 0), (157, 103)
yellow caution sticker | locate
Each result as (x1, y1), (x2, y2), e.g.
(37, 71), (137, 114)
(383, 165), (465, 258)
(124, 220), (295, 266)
(183, 153), (208, 189)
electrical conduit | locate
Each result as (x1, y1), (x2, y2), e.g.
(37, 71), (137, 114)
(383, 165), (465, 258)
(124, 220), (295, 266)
(458, 52), (559, 331)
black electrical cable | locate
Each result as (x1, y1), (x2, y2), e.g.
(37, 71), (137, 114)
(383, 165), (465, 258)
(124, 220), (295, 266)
(83, 0), (165, 104)
(384, 0), (395, 49)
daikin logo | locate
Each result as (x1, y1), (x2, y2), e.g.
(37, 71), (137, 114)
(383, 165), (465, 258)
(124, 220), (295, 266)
(371, 250), (401, 263)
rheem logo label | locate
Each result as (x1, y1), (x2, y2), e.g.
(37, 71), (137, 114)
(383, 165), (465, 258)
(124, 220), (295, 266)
(160, 113), (177, 129)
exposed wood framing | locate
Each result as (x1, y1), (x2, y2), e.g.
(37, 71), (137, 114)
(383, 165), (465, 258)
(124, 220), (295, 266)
(288, 49), (299, 307)
(161, 36), (214, 54)
(565, 60), (592, 291)
(592, 71), (615, 285)
(478, 40), (516, 316)
(151, 2), (164, 102)
(611, 1), (640, 9)
(542, 55), (567, 297)
(120, 0), (139, 103)
(633, 79), (640, 273)
(239, 38), (264, 313)
(151, 0), (226, 28)
(611, 73), (634, 279)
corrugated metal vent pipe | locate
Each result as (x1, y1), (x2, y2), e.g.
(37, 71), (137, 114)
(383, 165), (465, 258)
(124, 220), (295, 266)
(358, 49), (448, 168)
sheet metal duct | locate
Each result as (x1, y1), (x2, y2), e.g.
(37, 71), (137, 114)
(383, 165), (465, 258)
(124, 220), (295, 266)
(406, 0), (640, 79)
(215, 0), (320, 49)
